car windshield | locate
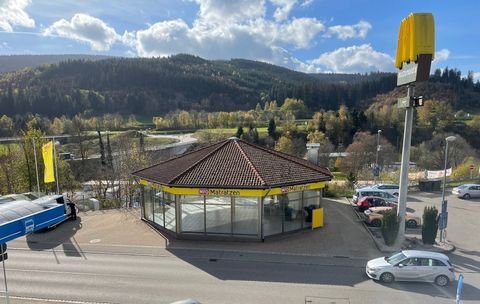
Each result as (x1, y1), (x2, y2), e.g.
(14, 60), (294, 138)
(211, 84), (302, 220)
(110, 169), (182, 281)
(385, 252), (407, 265)
(458, 185), (468, 189)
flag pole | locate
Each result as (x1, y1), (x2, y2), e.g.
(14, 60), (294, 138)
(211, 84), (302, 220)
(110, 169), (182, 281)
(32, 138), (40, 193)
(52, 138), (60, 194)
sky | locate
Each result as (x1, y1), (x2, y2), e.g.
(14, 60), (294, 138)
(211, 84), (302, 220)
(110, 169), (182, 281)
(0, 0), (479, 80)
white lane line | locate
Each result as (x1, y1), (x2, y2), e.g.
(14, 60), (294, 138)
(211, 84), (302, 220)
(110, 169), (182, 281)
(2, 295), (116, 304)
(7, 268), (140, 279)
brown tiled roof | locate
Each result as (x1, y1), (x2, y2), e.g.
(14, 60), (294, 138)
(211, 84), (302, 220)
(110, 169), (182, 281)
(133, 138), (332, 189)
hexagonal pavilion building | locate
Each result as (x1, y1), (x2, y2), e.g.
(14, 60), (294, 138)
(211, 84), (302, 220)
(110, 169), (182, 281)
(133, 137), (332, 240)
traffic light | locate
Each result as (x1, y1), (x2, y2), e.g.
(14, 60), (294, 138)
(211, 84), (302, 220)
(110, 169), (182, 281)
(0, 243), (7, 262)
(412, 96), (424, 107)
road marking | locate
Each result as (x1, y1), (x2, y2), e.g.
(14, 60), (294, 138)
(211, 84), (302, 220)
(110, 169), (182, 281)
(2, 295), (116, 304)
(9, 247), (171, 258)
(7, 268), (140, 279)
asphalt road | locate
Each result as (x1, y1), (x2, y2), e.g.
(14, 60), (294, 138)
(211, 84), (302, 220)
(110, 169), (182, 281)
(2, 247), (476, 304)
(1, 191), (479, 304)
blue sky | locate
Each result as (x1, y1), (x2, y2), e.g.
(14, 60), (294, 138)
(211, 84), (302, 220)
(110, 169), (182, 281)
(0, 0), (479, 79)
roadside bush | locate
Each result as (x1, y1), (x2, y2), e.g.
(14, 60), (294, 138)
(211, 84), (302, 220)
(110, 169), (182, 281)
(381, 209), (400, 246)
(422, 206), (438, 244)
(346, 172), (357, 188)
(101, 199), (121, 210)
(323, 183), (354, 198)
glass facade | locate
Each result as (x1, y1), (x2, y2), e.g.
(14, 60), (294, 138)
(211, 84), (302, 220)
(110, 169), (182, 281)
(143, 186), (154, 222)
(180, 195), (205, 233)
(141, 185), (323, 239)
(142, 186), (176, 232)
(164, 193), (176, 232)
(233, 197), (258, 235)
(206, 196), (231, 234)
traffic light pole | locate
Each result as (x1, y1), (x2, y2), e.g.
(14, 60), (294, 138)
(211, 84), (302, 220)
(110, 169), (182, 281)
(396, 85), (415, 246)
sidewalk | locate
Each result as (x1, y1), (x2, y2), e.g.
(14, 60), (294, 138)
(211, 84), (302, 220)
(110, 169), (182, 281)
(10, 200), (381, 260)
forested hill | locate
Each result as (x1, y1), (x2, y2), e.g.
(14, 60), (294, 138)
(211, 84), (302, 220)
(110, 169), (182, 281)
(365, 68), (480, 112)
(0, 54), (396, 117)
(0, 54), (111, 74)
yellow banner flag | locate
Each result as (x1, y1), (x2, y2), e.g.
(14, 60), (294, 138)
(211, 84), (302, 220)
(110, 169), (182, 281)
(42, 141), (55, 183)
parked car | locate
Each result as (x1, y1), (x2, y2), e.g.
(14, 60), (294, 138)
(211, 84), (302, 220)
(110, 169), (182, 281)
(356, 196), (397, 212)
(366, 250), (455, 286)
(367, 184), (400, 196)
(352, 189), (398, 204)
(364, 206), (420, 228)
(452, 184), (480, 199)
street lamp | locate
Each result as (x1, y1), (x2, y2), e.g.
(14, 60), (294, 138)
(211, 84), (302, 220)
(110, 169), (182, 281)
(440, 135), (456, 242)
(374, 130), (382, 183)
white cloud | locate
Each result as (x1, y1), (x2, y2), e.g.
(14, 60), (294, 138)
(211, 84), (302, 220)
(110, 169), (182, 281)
(301, 0), (314, 7)
(325, 20), (371, 40)
(270, 0), (297, 22)
(434, 48), (450, 62)
(310, 44), (394, 73)
(0, 0), (35, 32)
(473, 72), (480, 83)
(194, 0), (266, 24)
(44, 14), (119, 51)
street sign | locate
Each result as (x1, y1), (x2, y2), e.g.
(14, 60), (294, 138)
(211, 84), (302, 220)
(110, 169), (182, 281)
(469, 164), (475, 171)
(397, 96), (424, 108)
(439, 212), (448, 230)
(398, 97), (410, 108)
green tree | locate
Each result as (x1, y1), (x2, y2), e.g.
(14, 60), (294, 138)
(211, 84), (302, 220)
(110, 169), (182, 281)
(276, 134), (295, 155)
(235, 126), (244, 138)
(268, 118), (276, 139)
(382, 209), (399, 246)
(422, 206), (438, 244)
(0, 115), (13, 137)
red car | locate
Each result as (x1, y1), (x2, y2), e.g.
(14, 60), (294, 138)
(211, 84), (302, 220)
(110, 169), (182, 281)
(356, 196), (398, 212)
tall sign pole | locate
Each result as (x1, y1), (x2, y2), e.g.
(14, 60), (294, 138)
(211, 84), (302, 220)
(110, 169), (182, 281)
(395, 13), (435, 245)
(397, 85), (415, 239)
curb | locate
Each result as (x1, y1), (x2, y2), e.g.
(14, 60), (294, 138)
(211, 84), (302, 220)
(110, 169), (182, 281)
(345, 197), (385, 253)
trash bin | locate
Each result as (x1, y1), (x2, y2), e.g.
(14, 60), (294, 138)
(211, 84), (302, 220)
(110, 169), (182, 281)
(418, 180), (442, 192)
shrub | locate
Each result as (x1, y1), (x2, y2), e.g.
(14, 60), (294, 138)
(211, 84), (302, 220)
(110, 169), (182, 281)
(323, 183), (354, 198)
(422, 206), (438, 244)
(382, 209), (400, 246)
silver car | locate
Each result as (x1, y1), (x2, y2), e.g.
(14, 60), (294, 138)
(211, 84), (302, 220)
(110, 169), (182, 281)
(452, 184), (480, 199)
(352, 188), (399, 204)
(366, 250), (455, 286)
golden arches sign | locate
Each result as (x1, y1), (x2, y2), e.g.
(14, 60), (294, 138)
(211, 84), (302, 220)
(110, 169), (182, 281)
(395, 13), (435, 86)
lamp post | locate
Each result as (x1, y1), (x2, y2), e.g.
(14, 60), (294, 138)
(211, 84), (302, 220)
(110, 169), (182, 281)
(374, 130), (382, 183)
(440, 135), (456, 242)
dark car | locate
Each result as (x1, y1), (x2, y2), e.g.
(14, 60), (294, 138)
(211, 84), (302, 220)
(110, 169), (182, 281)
(356, 196), (397, 212)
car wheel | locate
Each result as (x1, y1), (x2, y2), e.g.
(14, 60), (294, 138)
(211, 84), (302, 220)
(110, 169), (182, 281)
(406, 220), (418, 228)
(463, 194), (471, 199)
(380, 272), (394, 283)
(371, 219), (382, 227)
(435, 275), (449, 287)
